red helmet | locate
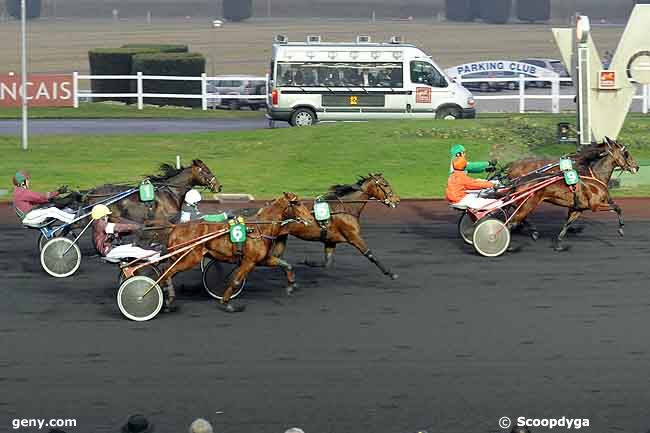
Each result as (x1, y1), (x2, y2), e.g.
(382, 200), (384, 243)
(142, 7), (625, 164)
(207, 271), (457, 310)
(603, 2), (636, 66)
(12, 170), (30, 186)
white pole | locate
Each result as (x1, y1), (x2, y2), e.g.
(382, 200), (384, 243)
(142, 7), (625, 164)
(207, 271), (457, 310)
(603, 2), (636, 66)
(20, 0), (28, 151)
(201, 72), (207, 111)
(551, 76), (560, 114)
(72, 71), (79, 108)
(518, 74), (525, 113)
(136, 72), (143, 110)
(176, 155), (181, 169)
(644, 84), (649, 115)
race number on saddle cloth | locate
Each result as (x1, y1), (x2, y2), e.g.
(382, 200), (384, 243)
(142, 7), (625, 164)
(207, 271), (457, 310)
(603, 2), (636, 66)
(448, 144), (497, 176)
(12, 171), (76, 226)
(90, 205), (160, 262)
(446, 156), (500, 209)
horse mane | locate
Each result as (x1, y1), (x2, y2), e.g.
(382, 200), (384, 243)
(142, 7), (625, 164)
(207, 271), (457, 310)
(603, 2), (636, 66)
(322, 174), (375, 199)
(147, 163), (186, 182)
(570, 142), (608, 165)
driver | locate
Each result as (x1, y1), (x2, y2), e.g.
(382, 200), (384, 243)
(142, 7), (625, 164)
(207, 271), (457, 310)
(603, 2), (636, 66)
(12, 170), (76, 226)
(446, 155), (500, 209)
(179, 189), (202, 223)
(91, 204), (160, 262)
(448, 144), (497, 175)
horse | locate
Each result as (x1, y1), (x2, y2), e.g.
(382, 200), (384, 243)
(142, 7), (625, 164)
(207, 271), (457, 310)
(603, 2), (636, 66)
(270, 173), (401, 280)
(504, 138), (638, 251)
(83, 159), (222, 224)
(161, 192), (314, 313)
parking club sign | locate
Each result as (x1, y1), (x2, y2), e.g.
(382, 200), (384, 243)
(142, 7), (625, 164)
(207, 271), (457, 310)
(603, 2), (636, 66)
(446, 60), (557, 79)
(0, 73), (74, 107)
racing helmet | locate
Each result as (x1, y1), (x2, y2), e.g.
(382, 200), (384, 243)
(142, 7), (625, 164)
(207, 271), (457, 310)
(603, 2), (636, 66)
(184, 189), (202, 205)
(13, 170), (31, 186)
(91, 204), (112, 220)
(450, 144), (466, 158)
(452, 156), (468, 171)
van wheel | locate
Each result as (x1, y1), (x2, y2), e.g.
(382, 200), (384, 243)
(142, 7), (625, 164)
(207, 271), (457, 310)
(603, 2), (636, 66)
(436, 107), (461, 120)
(290, 108), (316, 127)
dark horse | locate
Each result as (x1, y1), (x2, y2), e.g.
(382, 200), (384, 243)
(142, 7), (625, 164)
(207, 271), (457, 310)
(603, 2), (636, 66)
(83, 159), (222, 224)
(162, 192), (314, 313)
(270, 173), (401, 279)
(503, 138), (638, 251)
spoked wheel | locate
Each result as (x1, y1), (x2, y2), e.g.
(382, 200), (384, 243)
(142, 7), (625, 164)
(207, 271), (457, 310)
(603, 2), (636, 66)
(38, 229), (77, 251)
(472, 218), (511, 257)
(117, 264), (161, 286)
(202, 259), (245, 301)
(40, 237), (82, 278)
(458, 212), (475, 245)
(117, 276), (164, 322)
(200, 255), (211, 273)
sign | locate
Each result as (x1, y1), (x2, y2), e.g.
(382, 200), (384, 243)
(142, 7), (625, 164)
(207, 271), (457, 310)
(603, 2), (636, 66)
(445, 60), (558, 79)
(415, 87), (431, 103)
(599, 70), (616, 89)
(0, 74), (74, 107)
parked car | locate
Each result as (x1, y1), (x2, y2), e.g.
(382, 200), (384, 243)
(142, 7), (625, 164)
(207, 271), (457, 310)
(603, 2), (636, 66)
(207, 76), (267, 110)
(519, 58), (572, 87)
(461, 70), (521, 92)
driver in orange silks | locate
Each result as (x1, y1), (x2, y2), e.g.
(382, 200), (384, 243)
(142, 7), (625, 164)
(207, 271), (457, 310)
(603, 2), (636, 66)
(446, 155), (500, 209)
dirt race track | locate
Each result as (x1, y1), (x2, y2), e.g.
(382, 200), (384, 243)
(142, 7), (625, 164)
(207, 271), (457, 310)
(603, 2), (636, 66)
(2, 200), (650, 433)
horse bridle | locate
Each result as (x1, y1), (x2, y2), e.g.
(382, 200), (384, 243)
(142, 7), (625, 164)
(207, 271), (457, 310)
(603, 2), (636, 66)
(605, 141), (634, 173)
(369, 177), (397, 207)
(195, 165), (219, 191)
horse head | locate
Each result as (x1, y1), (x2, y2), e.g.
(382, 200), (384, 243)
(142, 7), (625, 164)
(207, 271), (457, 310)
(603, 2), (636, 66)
(190, 159), (222, 192)
(359, 173), (400, 208)
(280, 192), (314, 226)
(604, 137), (638, 174)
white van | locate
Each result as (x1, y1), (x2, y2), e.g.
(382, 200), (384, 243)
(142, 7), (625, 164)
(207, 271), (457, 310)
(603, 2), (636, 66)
(266, 36), (476, 126)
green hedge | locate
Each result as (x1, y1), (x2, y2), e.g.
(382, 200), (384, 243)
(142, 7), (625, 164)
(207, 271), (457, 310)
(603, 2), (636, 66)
(516, 0), (550, 22)
(445, 0), (472, 21)
(88, 48), (159, 103)
(121, 44), (189, 53)
(6, 0), (41, 19)
(223, 0), (252, 22)
(480, 0), (512, 24)
(132, 52), (206, 107)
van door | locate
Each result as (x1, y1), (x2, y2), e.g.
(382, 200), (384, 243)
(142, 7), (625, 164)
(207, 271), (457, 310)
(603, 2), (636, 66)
(407, 61), (452, 118)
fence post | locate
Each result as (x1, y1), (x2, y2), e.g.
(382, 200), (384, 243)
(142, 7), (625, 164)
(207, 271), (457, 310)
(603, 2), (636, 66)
(72, 71), (79, 108)
(137, 72), (144, 110)
(519, 74), (525, 113)
(551, 77), (560, 114)
(201, 73), (208, 111)
(644, 84), (649, 115)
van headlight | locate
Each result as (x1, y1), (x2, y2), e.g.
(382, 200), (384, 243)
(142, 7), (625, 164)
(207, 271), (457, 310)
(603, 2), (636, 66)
(467, 97), (476, 108)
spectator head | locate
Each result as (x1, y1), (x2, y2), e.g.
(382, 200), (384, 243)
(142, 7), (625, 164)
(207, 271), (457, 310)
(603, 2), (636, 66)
(189, 418), (214, 433)
(284, 428), (305, 433)
(121, 414), (154, 433)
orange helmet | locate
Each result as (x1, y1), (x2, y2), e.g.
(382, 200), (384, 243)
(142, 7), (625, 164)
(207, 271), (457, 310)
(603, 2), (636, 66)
(452, 156), (468, 171)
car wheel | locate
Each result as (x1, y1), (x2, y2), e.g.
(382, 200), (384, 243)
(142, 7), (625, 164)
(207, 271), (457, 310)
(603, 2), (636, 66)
(229, 101), (239, 110)
(507, 82), (516, 90)
(435, 107), (461, 120)
(290, 108), (316, 127)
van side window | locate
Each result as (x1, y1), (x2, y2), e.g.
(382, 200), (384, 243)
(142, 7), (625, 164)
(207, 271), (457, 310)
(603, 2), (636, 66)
(276, 62), (403, 88)
(410, 61), (447, 88)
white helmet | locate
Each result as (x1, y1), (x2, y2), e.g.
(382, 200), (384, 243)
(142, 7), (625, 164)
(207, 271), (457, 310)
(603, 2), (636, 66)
(184, 189), (202, 205)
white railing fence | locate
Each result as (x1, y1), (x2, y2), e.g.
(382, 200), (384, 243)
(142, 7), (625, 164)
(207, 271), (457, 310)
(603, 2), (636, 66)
(458, 74), (649, 114)
(72, 72), (650, 114)
(73, 72), (268, 110)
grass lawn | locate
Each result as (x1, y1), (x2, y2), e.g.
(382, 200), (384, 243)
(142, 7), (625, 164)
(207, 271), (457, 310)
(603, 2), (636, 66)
(0, 103), (264, 119)
(2, 114), (650, 199)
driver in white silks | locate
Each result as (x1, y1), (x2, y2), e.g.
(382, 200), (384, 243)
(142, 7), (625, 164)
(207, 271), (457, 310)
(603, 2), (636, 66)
(179, 189), (202, 223)
(90, 204), (160, 262)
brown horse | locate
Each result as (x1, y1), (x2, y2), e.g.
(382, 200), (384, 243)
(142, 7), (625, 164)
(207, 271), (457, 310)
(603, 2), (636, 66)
(162, 192), (314, 313)
(504, 138), (638, 251)
(270, 173), (401, 279)
(84, 159), (222, 224)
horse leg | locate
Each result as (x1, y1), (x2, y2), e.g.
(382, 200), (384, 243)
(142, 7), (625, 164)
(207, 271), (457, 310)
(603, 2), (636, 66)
(157, 251), (201, 312)
(605, 199), (625, 236)
(262, 255), (299, 295)
(218, 258), (256, 313)
(346, 233), (398, 280)
(554, 210), (583, 252)
(270, 234), (288, 258)
(518, 218), (540, 241)
(324, 242), (336, 268)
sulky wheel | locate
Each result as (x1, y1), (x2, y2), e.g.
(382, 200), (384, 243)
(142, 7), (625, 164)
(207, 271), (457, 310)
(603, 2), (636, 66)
(202, 259), (245, 301)
(458, 212), (475, 245)
(472, 218), (511, 257)
(40, 237), (82, 278)
(117, 264), (161, 286)
(38, 229), (77, 251)
(117, 276), (164, 322)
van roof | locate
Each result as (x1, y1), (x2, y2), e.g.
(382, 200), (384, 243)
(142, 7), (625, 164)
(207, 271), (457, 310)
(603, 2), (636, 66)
(274, 42), (416, 49)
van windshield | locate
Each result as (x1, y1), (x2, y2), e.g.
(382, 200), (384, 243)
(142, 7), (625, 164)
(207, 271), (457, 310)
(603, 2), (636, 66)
(410, 61), (448, 88)
(276, 62), (403, 88)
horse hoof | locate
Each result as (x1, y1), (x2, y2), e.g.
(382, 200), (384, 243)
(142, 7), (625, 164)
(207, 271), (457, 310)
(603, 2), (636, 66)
(553, 245), (568, 252)
(218, 302), (246, 313)
(286, 284), (299, 295)
(163, 301), (178, 313)
(531, 231), (539, 241)
(618, 228), (625, 237)
(389, 273), (399, 280)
